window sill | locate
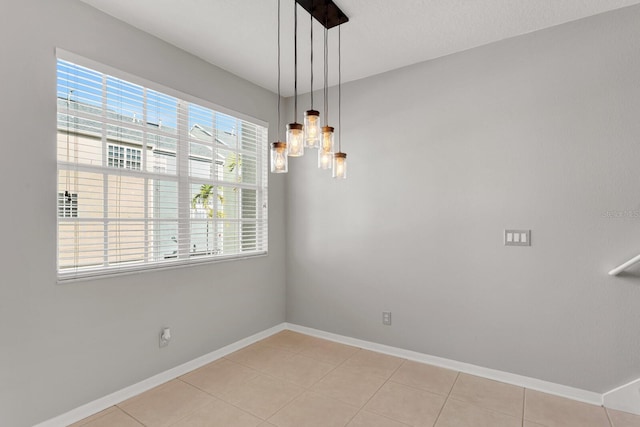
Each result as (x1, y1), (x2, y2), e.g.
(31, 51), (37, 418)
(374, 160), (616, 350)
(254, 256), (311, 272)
(56, 251), (268, 284)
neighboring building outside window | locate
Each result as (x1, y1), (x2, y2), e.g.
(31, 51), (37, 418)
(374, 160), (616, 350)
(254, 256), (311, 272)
(56, 53), (268, 281)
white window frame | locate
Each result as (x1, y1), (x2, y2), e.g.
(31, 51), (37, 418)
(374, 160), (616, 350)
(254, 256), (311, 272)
(56, 50), (268, 282)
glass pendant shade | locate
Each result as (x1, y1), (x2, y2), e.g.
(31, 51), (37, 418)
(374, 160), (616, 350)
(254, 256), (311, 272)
(270, 142), (288, 173)
(318, 150), (332, 169)
(332, 152), (347, 179)
(304, 110), (321, 148)
(286, 123), (304, 157)
(321, 126), (335, 151)
(318, 126), (334, 169)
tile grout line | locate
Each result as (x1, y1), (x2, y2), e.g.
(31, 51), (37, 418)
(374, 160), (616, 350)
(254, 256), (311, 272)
(217, 359), (288, 387)
(74, 332), (350, 426)
(336, 347), (407, 426)
(212, 331), (451, 424)
(385, 378), (453, 397)
(261, 337), (398, 394)
(187, 335), (351, 423)
(94, 330), (616, 427)
(384, 362), (457, 397)
(605, 406), (614, 427)
(431, 371), (460, 427)
(343, 358), (410, 427)
(260, 389), (303, 424)
(71, 328), (622, 426)
(115, 403), (146, 427)
(166, 379), (225, 427)
(230, 334), (365, 425)
(445, 369), (460, 396)
(522, 387), (526, 427)
(444, 395), (531, 424)
(229, 335), (357, 391)
(142, 333), (449, 426)
(115, 379), (182, 427)
(445, 372), (529, 422)
(303, 339), (362, 389)
(68, 406), (112, 427)
(266, 340), (362, 391)
(175, 377), (270, 423)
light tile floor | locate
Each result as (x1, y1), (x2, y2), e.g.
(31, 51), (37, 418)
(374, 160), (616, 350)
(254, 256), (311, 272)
(71, 331), (640, 427)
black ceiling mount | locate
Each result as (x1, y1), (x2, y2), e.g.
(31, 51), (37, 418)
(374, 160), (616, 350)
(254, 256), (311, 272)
(295, 0), (349, 29)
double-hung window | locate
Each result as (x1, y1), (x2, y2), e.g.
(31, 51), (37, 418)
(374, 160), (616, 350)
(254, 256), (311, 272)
(56, 53), (268, 281)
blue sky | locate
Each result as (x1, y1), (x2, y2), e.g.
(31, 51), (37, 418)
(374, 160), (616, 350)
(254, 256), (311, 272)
(57, 59), (238, 135)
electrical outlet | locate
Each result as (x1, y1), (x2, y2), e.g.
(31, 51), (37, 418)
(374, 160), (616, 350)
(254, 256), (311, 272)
(382, 311), (392, 326)
(159, 327), (171, 348)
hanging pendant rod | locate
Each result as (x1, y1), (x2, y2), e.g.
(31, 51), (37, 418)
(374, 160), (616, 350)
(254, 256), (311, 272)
(295, 0), (348, 29)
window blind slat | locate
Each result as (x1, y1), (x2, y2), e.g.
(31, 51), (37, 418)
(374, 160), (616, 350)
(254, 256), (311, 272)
(57, 58), (268, 281)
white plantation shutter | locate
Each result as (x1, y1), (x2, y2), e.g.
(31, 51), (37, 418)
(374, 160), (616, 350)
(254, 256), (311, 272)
(56, 53), (268, 281)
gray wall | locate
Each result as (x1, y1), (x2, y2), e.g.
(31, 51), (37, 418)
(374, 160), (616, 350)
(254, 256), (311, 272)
(0, 1), (286, 426)
(286, 5), (640, 394)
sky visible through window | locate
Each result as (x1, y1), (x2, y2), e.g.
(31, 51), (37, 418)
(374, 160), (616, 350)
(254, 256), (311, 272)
(56, 57), (267, 279)
(56, 60), (237, 135)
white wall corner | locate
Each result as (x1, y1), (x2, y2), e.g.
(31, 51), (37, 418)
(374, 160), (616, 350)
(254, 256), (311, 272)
(35, 322), (637, 426)
(284, 323), (603, 406)
(33, 323), (287, 427)
(603, 378), (640, 415)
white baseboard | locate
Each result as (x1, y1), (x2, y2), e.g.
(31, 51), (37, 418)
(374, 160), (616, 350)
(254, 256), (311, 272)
(603, 377), (640, 415)
(35, 321), (639, 426)
(285, 323), (603, 406)
(33, 323), (287, 427)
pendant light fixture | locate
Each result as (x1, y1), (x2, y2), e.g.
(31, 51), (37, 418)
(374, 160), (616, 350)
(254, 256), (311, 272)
(280, 0), (348, 176)
(286, 1), (304, 157)
(271, 0), (288, 173)
(332, 23), (347, 179)
(304, 13), (321, 148)
(319, 24), (334, 169)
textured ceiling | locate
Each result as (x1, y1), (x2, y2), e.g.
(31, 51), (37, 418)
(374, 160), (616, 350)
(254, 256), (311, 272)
(79, 0), (640, 96)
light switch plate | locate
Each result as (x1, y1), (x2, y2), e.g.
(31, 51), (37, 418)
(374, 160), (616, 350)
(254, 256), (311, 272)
(504, 230), (531, 246)
(382, 311), (392, 326)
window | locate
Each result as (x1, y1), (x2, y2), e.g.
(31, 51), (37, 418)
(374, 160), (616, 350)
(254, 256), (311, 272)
(56, 54), (268, 281)
(57, 191), (78, 218)
(108, 144), (142, 170)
